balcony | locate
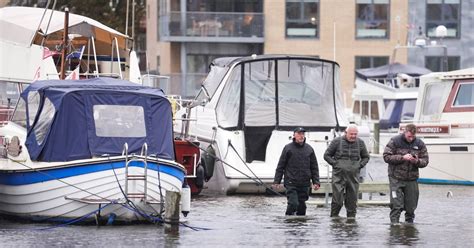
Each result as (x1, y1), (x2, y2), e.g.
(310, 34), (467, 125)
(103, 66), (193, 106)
(159, 12), (264, 43)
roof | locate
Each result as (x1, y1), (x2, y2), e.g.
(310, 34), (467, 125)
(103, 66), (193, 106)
(210, 54), (340, 68)
(356, 63), (432, 80)
(23, 77), (165, 97)
(0, 6), (128, 47)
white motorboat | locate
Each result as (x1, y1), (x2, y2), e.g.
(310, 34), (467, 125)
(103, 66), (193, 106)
(175, 55), (351, 194)
(401, 68), (474, 185)
(351, 63), (431, 132)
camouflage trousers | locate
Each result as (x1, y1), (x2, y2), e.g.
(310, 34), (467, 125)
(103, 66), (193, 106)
(389, 176), (419, 223)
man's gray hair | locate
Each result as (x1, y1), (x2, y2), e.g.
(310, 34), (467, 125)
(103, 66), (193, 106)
(345, 124), (359, 132)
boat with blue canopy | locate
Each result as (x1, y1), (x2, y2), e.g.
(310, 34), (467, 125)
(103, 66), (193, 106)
(0, 77), (188, 223)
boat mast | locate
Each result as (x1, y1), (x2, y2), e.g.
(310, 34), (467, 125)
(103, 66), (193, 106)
(59, 7), (69, 80)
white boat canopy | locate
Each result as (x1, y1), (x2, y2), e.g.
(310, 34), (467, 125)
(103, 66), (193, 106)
(0, 6), (129, 51)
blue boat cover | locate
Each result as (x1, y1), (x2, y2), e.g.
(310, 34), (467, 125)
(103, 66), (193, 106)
(21, 78), (175, 162)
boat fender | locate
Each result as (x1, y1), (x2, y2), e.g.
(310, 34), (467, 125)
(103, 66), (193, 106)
(106, 213), (117, 225)
(195, 164), (205, 188)
(202, 145), (216, 181)
(181, 185), (191, 217)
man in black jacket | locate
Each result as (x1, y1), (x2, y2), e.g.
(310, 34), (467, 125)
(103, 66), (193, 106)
(383, 124), (429, 224)
(273, 127), (320, 216)
(324, 124), (370, 219)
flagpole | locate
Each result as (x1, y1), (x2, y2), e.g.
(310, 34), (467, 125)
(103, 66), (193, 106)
(60, 8), (69, 80)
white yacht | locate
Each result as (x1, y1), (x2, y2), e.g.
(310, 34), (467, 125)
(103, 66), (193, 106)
(402, 68), (474, 185)
(175, 55), (351, 194)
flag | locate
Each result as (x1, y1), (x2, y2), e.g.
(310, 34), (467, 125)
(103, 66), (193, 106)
(66, 46), (85, 60)
(65, 66), (80, 80)
(43, 47), (59, 59)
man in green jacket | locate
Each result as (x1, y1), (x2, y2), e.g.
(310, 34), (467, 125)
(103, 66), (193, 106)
(324, 124), (370, 219)
(383, 124), (429, 224)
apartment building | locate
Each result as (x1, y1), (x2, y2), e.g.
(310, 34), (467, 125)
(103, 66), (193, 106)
(146, 0), (472, 103)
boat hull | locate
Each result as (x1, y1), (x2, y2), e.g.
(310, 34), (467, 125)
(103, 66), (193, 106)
(0, 159), (185, 223)
(418, 142), (474, 185)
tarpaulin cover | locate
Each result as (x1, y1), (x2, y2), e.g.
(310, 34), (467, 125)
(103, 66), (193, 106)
(20, 77), (174, 162)
(355, 63), (432, 80)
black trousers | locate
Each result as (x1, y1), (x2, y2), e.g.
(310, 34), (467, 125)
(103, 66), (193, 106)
(285, 185), (310, 216)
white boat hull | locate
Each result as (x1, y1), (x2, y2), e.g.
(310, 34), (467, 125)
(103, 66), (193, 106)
(418, 142), (474, 185)
(0, 160), (185, 223)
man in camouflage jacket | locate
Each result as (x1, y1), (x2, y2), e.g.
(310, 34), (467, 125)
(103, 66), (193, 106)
(383, 124), (429, 224)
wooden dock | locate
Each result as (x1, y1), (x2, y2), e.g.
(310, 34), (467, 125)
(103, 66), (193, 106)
(309, 181), (390, 206)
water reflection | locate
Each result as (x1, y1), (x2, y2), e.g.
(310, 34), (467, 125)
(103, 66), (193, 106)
(388, 224), (419, 246)
(329, 218), (360, 244)
(282, 217), (311, 247)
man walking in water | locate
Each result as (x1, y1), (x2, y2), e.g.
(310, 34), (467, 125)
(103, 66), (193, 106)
(324, 124), (370, 219)
(383, 124), (429, 224)
(273, 127), (320, 216)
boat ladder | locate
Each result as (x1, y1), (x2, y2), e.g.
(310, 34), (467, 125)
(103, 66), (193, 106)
(123, 143), (150, 201)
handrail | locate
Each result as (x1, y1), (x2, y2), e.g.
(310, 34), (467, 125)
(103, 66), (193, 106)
(113, 37), (123, 79)
(122, 142), (129, 156)
(140, 143), (148, 156)
(90, 37), (99, 76)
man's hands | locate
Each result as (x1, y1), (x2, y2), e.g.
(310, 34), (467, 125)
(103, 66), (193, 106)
(313, 184), (320, 191)
(272, 184), (283, 190)
(403, 153), (419, 164)
(272, 183), (320, 190)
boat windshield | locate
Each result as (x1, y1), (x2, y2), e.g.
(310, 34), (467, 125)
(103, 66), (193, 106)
(1, 81), (24, 126)
(216, 58), (347, 130)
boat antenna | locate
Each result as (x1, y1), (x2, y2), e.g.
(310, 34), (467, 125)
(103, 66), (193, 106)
(125, 0), (130, 36)
(59, 8), (69, 80)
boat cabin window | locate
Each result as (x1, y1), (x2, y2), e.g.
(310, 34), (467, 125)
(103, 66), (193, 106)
(11, 98), (27, 128)
(216, 59), (343, 129)
(34, 97), (55, 145)
(453, 83), (474, 107)
(422, 83), (451, 116)
(27, 91), (40, 127)
(400, 99), (416, 121)
(201, 64), (228, 100)
(353, 100), (360, 114)
(0, 82), (22, 125)
(370, 100), (379, 120)
(93, 105), (146, 138)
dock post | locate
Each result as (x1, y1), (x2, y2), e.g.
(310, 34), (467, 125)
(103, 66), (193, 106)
(164, 190), (180, 233)
(373, 122), (380, 154)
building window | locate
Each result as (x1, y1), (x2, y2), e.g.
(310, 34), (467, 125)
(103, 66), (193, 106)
(425, 56), (460, 72)
(285, 0), (319, 38)
(356, 0), (390, 39)
(355, 56), (389, 69)
(426, 0), (460, 38)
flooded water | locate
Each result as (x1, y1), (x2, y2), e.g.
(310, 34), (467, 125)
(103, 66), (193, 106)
(1, 156), (473, 247)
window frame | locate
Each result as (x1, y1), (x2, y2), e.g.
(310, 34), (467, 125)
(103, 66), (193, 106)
(285, 0), (320, 39)
(443, 79), (474, 113)
(425, 56), (460, 72)
(426, 0), (461, 39)
(355, 0), (391, 40)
